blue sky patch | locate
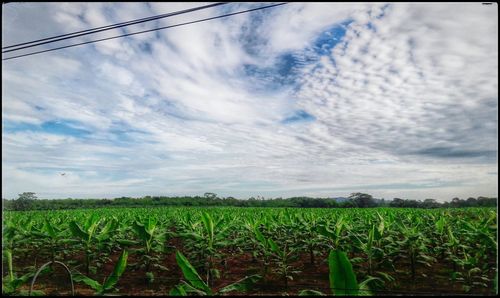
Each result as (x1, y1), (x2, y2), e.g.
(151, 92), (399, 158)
(282, 110), (316, 124)
(312, 20), (352, 56)
(3, 120), (91, 137)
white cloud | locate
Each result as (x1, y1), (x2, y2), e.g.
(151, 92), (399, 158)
(2, 3), (497, 200)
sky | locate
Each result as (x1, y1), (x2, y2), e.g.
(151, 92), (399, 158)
(2, 2), (498, 201)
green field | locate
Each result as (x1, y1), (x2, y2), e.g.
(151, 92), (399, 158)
(2, 207), (497, 295)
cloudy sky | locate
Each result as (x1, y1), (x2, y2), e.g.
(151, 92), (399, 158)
(2, 2), (498, 201)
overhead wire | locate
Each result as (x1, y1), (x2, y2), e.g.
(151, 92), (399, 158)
(2, 2), (228, 52)
(2, 2), (288, 61)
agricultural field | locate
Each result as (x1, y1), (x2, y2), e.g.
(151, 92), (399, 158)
(2, 207), (498, 296)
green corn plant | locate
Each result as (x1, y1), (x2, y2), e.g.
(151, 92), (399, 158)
(73, 250), (128, 295)
(296, 213), (322, 265)
(128, 216), (168, 284)
(170, 250), (261, 296)
(252, 226), (273, 277)
(2, 248), (39, 295)
(396, 220), (436, 280)
(200, 212), (216, 286)
(68, 213), (102, 275)
(316, 215), (346, 250)
(444, 226), (461, 275)
(178, 212), (231, 287)
(354, 223), (385, 275)
(267, 238), (301, 291)
(299, 250), (380, 296)
(432, 215), (448, 261)
(2, 224), (35, 295)
(29, 218), (68, 264)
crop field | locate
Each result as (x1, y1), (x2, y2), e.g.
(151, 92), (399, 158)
(2, 207), (497, 296)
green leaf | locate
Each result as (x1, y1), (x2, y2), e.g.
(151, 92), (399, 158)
(268, 238), (279, 253)
(317, 225), (335, 239)
(59, 238), (80, 245)
(10, 271), (36, 290)
(329, 250), (359, 296)
(43, 219), (56, 238)
(436, 216), (446, 234)
(103, 250), (128, 291)
(116, 239), (139, 246)
(169, 285), (187, 296)
(153, 264), (169, 271)
(97, 219), (117, 241)
(358, 276), (382, 296)
(146, 271), (154, 284)
(73, 273), (102, 291)
(175, 251), (211, 294)
(375, 271), (394, 282)
(299, 289), (326, 296)
(132, 222), (149, 242)
(69, 221), (89, 240)
(254, 228), (266, 246)
(145, 217), (157, 236)
(201, 212), (214, 246)
(178, 281), (209, 295)
(218, 274), (262, 294)
(31, 231), (49, 238)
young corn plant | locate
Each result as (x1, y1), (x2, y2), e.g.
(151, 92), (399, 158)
(252, 226), (273, 277)
(296, 213), (322, 265)
(73, 250), (128, 295)
(68, 213), (102, 276)
(2, 240), (37, 295)
(129, 216), (168, 284)
(267, 238), (301, 291)
(316, 215), (346, 251)
(299, 250), (381, 296)
(2, 224), (45, 295)
(354, 224), (384, 275)
(179, 212), (231, 287)
(170, 250), (261, 296)
(30, 218), (68, 265)
(396, 221), (436, 280)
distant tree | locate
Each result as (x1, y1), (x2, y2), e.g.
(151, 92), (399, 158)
(204, 192), (217, 199)
(389, 198), (405, 208)
(423, 198), (438, 209)
(466, 197), (477, 207)
(12, 192), (37, 211)
(349, 193), (376, 208)
(477, 196), (497, 207)
(451, 197), (463, 207)
(340, 200), (357, 208)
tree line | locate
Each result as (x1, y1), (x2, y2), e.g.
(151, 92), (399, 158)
(2, 192), (497, 211)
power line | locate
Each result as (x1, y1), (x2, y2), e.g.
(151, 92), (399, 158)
(2, 2), (288, 61)
(2, 2), (228, 52)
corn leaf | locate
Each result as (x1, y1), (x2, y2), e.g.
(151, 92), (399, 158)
(73, 274), (101, 291)
(102, 250), (128, 291)
(329, 250), (359, 296)
(254, 228), (266, 246)
(169, 285), (187, 296)
(218, 274), (262, 294)
(43, 219), (56, 238)
(69, 221), (88, 240)
(201, 212), (214, 246)
(175, 251), (211, 294)
(268, 238), (279, 253)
